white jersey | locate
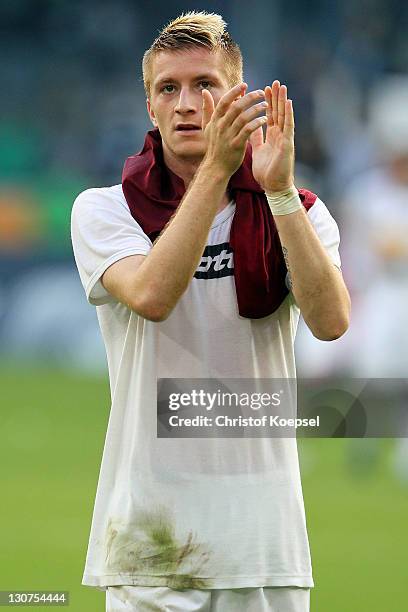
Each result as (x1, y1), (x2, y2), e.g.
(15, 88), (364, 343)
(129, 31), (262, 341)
(71, 183), (341, 591)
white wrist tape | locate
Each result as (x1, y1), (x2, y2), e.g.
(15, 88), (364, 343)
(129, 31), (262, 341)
(265, 185), (302, 216)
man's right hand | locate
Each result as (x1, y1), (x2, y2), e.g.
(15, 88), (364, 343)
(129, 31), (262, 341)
(201, 83), (268, 177)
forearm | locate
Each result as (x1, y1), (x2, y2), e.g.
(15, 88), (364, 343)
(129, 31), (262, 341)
(273, 207), (351, 340)
(134, 162), (228, 318)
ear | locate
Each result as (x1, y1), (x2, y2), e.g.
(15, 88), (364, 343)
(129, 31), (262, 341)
(146, 99), (157, 127)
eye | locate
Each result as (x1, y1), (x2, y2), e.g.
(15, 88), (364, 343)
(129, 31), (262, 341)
(198, 81), (211, 90)
(161, 84), (175, 94)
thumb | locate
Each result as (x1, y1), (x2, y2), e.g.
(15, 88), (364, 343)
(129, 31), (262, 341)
(249, 124), (264, 149)
(202, 89), (215, 129)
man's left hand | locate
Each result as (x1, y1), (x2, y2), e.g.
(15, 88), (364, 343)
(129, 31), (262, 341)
(250, 80), (295, 193)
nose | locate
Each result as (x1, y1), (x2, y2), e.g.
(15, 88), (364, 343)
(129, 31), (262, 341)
(174, 87), (197, 115)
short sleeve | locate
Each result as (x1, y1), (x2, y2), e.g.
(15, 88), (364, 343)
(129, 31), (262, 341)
(71, 185), (152, 305)
(285, 197), (342, 290)
(307, 197), (341, 266)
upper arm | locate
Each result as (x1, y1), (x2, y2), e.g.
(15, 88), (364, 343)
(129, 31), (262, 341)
(71, 187), (152, 306)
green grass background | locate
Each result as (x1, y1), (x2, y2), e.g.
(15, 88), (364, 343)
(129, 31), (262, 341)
(1, 366), (407, 611)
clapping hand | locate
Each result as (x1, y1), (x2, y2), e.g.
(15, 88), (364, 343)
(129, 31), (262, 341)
(250, 80), (295, 193)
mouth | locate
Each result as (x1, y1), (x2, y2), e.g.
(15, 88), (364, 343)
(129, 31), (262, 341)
(175, 124), (202, 132)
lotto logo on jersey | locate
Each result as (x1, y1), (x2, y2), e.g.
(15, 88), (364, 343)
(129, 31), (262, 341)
(194, 242), (234, 279)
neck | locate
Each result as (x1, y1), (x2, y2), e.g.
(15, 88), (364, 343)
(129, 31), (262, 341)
(162, 145), (231, 214)
(163, 146), (201, 189)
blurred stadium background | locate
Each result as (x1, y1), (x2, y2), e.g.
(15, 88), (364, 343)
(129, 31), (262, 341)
(1, 1), (408, 610)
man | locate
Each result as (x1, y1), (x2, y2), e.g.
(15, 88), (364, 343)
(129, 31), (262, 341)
(71, 11), (350, 612)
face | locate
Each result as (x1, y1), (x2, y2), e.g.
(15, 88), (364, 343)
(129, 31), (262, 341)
(147, 47), (231, 163)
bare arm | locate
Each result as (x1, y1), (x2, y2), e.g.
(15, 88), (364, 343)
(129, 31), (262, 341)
(274, 209), (350, 340)
(251, 80), (350, 340)
(102, 83), (268, 321)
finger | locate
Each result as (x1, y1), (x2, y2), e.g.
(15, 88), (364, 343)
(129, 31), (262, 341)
(249, 124), (264, 149)
(230, 100), (268, 137)
(271, 80), (280, 126)
(232, 115), (268, 149)
(222, 89), (266, 127)
(202, 89), (215, 129)
(214, 83), (247, 118)
(265, 86), (273, 127)
(278, 84), (287, 131)
(283, 98), (295, 138)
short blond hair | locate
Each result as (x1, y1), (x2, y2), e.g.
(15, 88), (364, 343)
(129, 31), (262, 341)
(142, 11), (243, 97)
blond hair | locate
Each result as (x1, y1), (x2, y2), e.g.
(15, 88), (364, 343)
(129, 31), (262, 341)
(142, 11), (243, 97)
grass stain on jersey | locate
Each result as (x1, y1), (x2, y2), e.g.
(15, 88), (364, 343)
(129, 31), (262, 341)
(105, 505), (213, 589)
